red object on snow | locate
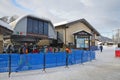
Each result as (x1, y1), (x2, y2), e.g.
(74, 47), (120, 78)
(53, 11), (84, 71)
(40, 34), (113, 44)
(115, 50), (120, 57)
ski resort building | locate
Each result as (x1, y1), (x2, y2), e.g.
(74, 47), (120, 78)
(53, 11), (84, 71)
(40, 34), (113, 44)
(55, 19), (100, 50)
(10, 14), (57, 46)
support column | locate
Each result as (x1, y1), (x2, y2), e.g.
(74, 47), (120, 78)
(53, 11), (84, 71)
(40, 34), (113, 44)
(0, 34), (3, 53)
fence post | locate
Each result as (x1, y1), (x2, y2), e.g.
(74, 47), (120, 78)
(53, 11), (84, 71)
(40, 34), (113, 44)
(90, 51), (92, 61)
(65, 53), (69, 67)
(55, 53), (57, 66)
(81, 51), (84, 64)
(43, 53), (46, 72)
(8, 53), (11, 77)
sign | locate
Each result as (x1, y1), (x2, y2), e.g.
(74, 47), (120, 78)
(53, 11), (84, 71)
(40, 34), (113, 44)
(76, 38), (85, 48)
(16, 32), (24, 35)
(27, 33), (48, 38)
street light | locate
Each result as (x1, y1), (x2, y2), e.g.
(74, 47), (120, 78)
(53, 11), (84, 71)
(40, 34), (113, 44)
(64, 25), (69, 68)
(64, 25), (69, 46)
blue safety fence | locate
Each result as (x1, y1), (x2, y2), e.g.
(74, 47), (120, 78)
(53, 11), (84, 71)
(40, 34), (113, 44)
(90, 46), (99, 51)
(0, 50), (95, 73)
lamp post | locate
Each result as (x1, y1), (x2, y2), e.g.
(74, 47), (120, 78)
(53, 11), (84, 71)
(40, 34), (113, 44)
(64, 25), (68, 46)
(64, 25), (69, 68)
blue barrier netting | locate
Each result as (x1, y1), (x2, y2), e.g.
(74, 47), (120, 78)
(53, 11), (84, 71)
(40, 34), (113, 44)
(90, 46), (99, 51)
(0, 50), (95, 72)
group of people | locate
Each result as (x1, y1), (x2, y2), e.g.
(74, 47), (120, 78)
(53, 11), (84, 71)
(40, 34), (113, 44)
(4, 43), (73, 54)
(4, 43), (63, 54)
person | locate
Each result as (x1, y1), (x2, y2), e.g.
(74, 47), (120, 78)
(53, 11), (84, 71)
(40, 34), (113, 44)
(57, 46), (60, 52)
(65, 47), (71, 53)
(32, 47), (39, 53)
(3, 46), (7, 53)
(53, 47), (56, 53)
(16, 43), (31, 72)
(65, 46), (72, 67)
(7, 44), (14, 53)
(19, 46), (23, 54)
(99, 44), (103, 52)
(22, 43), (28, 54)
(49, 46), (53, 52)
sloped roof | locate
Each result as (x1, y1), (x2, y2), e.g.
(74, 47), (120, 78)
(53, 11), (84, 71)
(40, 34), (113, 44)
(73, 30), (92, 36)
(0, 20), (13, 31)
(9, 14), (54, 30)
(55, 18), (100, 36)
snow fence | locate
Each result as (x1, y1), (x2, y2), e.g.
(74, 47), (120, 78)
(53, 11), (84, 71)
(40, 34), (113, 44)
(0, 50), (95, 72)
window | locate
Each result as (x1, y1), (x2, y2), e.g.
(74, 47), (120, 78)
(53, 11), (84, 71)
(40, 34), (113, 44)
(76, 38), (85, 48)
(27, 17), (49, 36)
(33, 19), (38, 34)
(27, 18), (33, 33)
(44, 22), (48, 36)
(76, 37), (89, 48)
(38, 21), (44, 34)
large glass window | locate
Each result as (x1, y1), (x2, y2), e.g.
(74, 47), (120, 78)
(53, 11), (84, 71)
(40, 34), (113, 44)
(38, 21), (44, 34)
(44, 22), (48, 36)
(27, 18), (33, 33)
(27, 17), (49, 36)
(33, 19), (38, 33)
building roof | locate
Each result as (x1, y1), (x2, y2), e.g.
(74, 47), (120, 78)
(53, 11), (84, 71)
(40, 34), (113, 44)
(55, 18), (100, 36)
(9, 14), (54, 30)
(73, 30), (92, 36)
(0, 20), (13, 31)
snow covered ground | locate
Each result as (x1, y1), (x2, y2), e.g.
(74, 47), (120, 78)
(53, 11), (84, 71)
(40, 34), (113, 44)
(1, 46), (120, 80)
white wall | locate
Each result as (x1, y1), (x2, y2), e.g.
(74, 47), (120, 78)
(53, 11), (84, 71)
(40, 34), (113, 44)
(48, 24), (57, 39)
(13, 17), (27, 35)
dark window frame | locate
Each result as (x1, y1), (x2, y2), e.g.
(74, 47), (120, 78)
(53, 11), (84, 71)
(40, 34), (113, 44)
(27, 17), (49, 36)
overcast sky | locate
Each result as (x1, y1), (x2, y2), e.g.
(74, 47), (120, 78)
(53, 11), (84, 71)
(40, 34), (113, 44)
(0, 0), (120, 38)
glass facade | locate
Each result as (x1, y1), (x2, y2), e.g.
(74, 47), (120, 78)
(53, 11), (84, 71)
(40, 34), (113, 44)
(27, 18), (33, 33)
(38, 21), (44, 34)
(44, 22), (48, 35)
(33, 19), (39, 34)
(27, 17), (49, 36)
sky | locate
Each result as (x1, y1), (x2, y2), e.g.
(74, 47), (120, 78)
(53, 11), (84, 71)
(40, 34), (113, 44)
(0, 0), (120, 38)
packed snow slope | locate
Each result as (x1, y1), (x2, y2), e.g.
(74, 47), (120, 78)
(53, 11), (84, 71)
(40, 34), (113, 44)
(1, 46), (120, 80)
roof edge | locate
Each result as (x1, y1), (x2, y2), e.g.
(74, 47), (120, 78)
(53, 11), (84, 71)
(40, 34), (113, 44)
(55, 18), (100, 36)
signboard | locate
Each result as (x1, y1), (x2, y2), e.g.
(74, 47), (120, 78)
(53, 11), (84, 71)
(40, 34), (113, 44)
(14, 31), (26, 36)
(27, 33), (48, 38)
(76, 38), (85, 48)
(76, 38), (89, 48)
